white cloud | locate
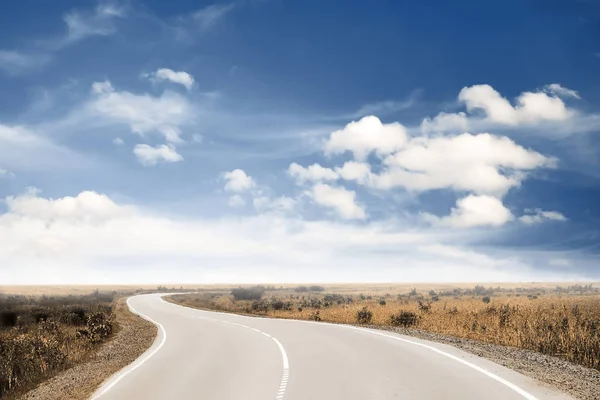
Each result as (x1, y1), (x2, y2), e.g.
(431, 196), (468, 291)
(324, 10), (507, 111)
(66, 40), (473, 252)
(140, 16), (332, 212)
(133, 144), (183, 166)
(63, 2), (126, 44)
(324, 116), (408, 160)
(228, 194), (246, 208)
(335, 161), (372, 184)
(342, 132), (553, 197)
(88, 80), (192, 143)
(192, 3), (235, 30)
(545, 84), (580, 99)
(458, 84), (574, 125)
(423, 195), (513, 228)
(112, 137), (124, 146)
(223, 169), (255, 192)
(420, 112), (469, 134)
(91, 80), (114, 95)
(145, 68), (195, 90)
(288, 162), (338, 184)
(310, 184), (366, 220)
(0, 190), (582, 284)
(519, 209), (567, 225)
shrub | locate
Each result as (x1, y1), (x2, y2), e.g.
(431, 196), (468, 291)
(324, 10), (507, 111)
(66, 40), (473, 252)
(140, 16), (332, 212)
(390, 311), (419, 327)
(0, 311), (18, 328)
(418, 300), (431, 313)
(250, 300), (269, 313)
(309, 311), (322, 321)
(356, 307), (373, 324)
(87, 312), (113, 343)
(270, 299), (292, 311)
(379, 300), (387, 306)
(231, 286), (265, 301)
(482, 296), (491, 304)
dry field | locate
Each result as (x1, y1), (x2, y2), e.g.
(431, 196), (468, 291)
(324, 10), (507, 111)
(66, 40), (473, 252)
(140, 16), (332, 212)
(169, 283), (600, 371)
(0, 291), (115, 399)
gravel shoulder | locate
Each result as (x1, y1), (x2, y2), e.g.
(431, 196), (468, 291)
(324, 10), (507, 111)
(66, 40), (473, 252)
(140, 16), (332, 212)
(20, 297), (157, 400)
(368, 325), (600, 400)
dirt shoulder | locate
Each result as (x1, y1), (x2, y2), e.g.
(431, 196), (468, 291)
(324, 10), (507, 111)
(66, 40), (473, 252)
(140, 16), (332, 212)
(21, 297), (157, 400)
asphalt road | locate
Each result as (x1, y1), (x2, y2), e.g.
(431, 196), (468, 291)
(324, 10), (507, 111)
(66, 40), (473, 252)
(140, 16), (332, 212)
(92, 294), (573, 400)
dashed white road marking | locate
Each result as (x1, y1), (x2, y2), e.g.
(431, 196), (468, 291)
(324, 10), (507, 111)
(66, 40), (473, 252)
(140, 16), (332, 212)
(197, 316), (290, 400)
(91, 296), (167, 399)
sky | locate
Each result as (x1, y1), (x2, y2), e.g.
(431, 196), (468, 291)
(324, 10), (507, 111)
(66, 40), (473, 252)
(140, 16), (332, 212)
(0, 0), (599, 284)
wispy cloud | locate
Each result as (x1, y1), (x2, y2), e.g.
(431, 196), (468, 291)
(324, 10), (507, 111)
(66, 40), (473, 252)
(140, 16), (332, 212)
(0, 50), (51, 75)
(59, 1), (127, 47)
(192, 3), (236, 30)
(0, 1), (126, 75)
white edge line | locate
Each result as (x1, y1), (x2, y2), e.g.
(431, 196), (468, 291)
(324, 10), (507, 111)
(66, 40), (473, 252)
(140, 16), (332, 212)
(161, 296), (538, 400)
(91, 295), (167, 399)
(347, 325), (538, 400)
(271, 337), (290, 370)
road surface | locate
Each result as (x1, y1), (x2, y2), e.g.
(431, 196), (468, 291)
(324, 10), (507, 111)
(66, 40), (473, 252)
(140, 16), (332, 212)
(92, 294), (573, 400)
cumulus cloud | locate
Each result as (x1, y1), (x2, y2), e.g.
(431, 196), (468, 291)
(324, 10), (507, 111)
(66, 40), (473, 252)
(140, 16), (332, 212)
(223, 169), (255, 192)
(420, 112), (469, 134)
(133, 144), (183, 166)
(335, 161), (372, 184)
(423, 195), (513, 228)
(288, 162), (338, 184)
(88, 80), (192, 143)
(144, 68), (195, 90)
(458, 84), (574, 125)
(519, 209), (567, 225)
(310, 184), (366, 220)
(228, 194), (246, 208)
(420, 84), (583, 134)
(112, 137), (124, 146)
(324, 116), (407, 160)
(339, 132), (553, 197)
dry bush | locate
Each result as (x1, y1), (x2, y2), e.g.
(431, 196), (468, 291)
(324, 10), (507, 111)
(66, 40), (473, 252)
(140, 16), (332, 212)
(0, 292), (115, 398)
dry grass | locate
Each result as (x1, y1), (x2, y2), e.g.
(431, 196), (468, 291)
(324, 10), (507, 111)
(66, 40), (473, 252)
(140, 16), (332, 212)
(0, 292), (115, 399)
(20, 297), (157, 400)
(170, 283), (600, 371)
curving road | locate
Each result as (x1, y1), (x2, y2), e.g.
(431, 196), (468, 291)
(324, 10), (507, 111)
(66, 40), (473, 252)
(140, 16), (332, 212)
(91, 294), (573, 400)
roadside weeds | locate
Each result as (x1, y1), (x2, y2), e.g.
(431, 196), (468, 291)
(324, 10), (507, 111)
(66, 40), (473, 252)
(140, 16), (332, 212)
(20, 298), (156, 400)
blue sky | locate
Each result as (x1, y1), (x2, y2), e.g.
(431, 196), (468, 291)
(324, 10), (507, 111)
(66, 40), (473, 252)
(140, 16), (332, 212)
(0, 0), (599, 284)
